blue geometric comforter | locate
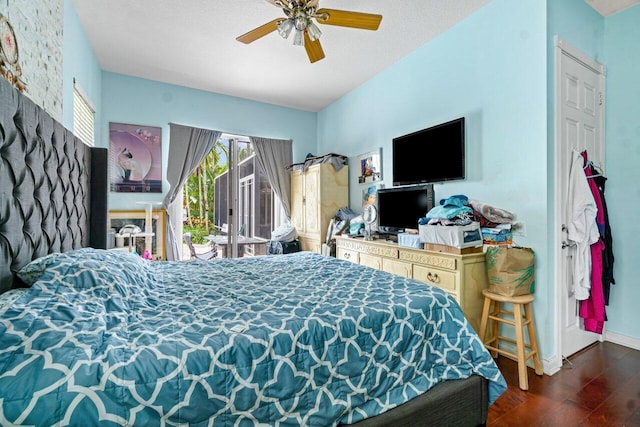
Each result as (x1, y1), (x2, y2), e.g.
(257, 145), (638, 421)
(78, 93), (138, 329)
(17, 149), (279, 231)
(0, 249), (506, 426)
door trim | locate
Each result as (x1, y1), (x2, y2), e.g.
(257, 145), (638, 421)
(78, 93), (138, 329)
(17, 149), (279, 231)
(552, 36), (606, 373)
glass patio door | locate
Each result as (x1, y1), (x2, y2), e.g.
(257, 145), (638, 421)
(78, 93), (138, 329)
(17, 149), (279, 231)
(213, 136), (284, 258)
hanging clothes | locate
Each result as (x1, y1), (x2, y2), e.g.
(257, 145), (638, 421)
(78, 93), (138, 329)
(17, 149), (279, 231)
(579, 151), (606, 333)
(592, 173), (616, 304)
(566, 150), (599, 300)
(580, 240), (606, 333)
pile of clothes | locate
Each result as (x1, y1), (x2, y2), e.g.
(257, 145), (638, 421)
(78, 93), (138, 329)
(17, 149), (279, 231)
(323, 207), (360, 256)
(419, 195), (515, 246)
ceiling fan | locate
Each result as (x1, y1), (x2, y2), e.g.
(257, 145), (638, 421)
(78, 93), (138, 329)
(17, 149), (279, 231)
(236, 0), (382, 63)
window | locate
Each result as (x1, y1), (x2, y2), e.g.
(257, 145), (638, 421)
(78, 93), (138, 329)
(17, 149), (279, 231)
(73, 79), (95, 146)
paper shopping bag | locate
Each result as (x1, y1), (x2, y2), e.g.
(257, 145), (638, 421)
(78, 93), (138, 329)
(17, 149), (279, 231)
(485, 246), (535, 296)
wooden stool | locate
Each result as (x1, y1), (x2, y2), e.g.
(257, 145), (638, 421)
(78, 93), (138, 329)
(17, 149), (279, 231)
(479, 289), (543, 390)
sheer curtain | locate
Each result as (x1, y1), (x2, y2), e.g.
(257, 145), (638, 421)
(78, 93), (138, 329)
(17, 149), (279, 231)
(250, 137), (293, 219)
(163, 124), (221, 260)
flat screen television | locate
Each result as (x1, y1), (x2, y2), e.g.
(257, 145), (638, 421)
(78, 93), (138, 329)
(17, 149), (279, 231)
(377, 184), (434, 233)
(392, 117), (465, 186)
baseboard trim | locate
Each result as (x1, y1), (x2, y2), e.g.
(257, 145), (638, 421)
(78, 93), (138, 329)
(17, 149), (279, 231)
(493, 341), (561, 376)
(605, 331), (640, 351)
(495, 332), (640, 377)
(542, 356), (562, 376)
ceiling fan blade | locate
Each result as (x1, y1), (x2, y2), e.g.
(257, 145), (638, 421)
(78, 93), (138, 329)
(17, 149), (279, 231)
(236, 18), (284, 44)
(304, 31), (325, 63)
(315, 9), (382, 30)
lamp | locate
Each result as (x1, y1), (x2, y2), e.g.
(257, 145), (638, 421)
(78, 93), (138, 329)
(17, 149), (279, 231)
(277, 19), (294, 38)
(276, 2), (323, 47)
(293, 29), (304, 46)
(306, 21), (322, 41)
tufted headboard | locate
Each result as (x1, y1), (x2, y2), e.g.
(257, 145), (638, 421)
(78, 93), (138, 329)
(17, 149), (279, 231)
(0, 77), (108, 293)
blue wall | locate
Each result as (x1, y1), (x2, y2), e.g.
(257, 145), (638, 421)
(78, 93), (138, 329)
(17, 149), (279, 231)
(62, 0), (102, 138)
(317, 0), (555, 356)
(548, 0), (604, 62)
(603, 5), (640, 340)
(548, 1), (640, 345)
(100, 72), (317, 210)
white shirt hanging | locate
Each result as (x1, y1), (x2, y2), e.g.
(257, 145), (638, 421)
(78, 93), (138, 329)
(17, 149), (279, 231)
(566, 150), (599, 300)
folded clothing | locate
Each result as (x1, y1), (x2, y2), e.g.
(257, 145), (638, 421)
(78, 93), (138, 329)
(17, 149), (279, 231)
(482, 226), (513, 245)
(425, 195), (473, 221)
(469, 199), (514, 224)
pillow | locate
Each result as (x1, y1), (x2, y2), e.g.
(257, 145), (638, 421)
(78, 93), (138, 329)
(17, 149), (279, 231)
(16, 253), (61, 286)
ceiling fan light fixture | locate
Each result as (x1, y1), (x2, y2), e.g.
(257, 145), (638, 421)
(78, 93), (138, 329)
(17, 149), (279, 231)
(277, 19), (294, 39)
(294, 15), (308, 31)
(237, 0), (382, 63)
(307, 20), (322, 41)
(293, 28), (304, 46)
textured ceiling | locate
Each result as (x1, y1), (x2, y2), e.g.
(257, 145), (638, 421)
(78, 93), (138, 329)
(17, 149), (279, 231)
(71, 0), (491, 112)
(585, 0), (640, 16)
(70, 0), (639, 112)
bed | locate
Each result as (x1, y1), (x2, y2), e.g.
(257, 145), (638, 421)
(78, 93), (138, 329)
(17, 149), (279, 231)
(0, 75), (506, 425)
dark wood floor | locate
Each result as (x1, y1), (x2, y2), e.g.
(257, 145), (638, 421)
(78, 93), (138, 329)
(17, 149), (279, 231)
(488, 341), (640, 426)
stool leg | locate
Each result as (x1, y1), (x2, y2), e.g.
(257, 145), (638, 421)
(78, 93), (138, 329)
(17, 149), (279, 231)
(525, 302), (544, 376)
(490, 300), (501, 358)
(479, 297), (491, 343)
(480, 297), (498, 358)
(514, 302), (529, 390)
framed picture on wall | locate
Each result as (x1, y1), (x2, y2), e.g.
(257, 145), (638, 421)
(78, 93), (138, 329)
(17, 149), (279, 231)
(109, 122), (162, 193)
(362, 183), (383, 232)
(357, 149), (382, 184)
(362, 183), (384, 208)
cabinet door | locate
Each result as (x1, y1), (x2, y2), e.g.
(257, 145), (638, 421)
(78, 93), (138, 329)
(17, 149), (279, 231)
(303, 166), (321, 235)
(382, 258), (412, 278)
(290, 171), (305, 232)
(299, 236), (321, 253)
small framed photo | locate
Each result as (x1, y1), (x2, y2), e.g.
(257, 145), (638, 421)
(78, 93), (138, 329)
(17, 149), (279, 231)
(357, 149), (382, 184)
(362, 183), (383, 208)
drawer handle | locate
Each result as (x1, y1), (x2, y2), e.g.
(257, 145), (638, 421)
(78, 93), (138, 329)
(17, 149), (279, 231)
(427, 272), (440, 283)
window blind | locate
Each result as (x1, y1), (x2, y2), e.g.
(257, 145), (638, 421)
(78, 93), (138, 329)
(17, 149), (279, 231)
(73, 79), (95, 147)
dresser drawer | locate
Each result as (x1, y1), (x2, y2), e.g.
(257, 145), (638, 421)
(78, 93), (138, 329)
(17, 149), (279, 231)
(360, 253), (382, 270)
(382, 258), (412, 278)
(337, 248), (359, 264)
(413, 265), (457, 291)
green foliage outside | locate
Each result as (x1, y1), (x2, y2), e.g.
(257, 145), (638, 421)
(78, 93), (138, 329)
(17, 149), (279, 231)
(183, 139), (254, 244)
(183, 224), (209, 244)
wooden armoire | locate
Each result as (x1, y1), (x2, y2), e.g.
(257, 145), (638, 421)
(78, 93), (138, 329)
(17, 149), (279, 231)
(290, 163), (348, 253)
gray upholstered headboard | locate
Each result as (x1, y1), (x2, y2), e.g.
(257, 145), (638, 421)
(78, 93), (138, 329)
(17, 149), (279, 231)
(0, 77), (108, 293)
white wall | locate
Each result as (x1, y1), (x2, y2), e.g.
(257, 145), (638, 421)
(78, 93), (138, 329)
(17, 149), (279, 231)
(0, 0), (64, 121)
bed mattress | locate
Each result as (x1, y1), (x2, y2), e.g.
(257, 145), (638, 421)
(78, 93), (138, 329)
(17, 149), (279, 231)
(0, 250), (505, 425)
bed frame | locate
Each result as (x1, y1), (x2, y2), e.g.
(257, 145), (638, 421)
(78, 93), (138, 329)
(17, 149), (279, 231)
(0, 76), (107, 293)
(0, 76), (488, 426)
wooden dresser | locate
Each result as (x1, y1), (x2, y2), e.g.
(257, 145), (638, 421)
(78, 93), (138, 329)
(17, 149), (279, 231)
(335, 235), (488, 332)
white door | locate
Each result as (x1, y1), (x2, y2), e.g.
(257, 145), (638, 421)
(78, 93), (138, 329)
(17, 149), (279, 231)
(555, 38), (605, 360)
